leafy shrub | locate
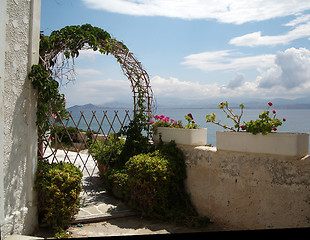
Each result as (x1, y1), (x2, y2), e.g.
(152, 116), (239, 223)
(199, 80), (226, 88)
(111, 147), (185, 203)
(50, 126), (80, 147)
(34, 160), (83, 233)
(89, 133), (125, 168)
(125, 151), (172, 217)
(106, 140), (209, 226)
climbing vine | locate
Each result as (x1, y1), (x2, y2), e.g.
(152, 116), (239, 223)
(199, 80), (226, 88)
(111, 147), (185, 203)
(28, 24), (154, 140)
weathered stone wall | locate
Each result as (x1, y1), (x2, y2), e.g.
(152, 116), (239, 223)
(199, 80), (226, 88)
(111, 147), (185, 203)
(0, 0), (41, 238)
(181, 145), (310, 230)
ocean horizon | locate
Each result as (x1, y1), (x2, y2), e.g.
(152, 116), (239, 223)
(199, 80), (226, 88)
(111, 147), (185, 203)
(66, 107), (310, 150)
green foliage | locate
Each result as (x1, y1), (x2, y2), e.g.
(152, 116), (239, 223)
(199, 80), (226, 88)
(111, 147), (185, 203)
(243, 109), (283, 135)
(29, 24), (128, 138)
(39, 24), (126, 59)
(28, 64), (68, 137)
(125, 151), (172, 216)
(106, 140), (209, 227)
(34, 160), (83, 234)
(206, 101), (285, 135)
(50, 126), (80, 147)
(184, 113), (198, 129)
(89, 133), (125, 167)
(206, 101), (244, 131)
(119, 80), (153, 164)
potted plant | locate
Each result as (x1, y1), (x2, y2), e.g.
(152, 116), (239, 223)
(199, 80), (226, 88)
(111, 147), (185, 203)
(206, 101), (309, 159)
(89, 133), (125, 178)
(151, 113), (207, 146)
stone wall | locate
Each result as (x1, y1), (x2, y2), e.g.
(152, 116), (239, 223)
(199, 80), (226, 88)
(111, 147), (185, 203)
(0, 0), (41, 238)
(181, 145), (310, 230)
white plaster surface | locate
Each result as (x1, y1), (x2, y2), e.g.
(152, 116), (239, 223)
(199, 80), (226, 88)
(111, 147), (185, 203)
(153, 127), (207, 146)
(182, 145), (310, 230)
(0, 0), (41, 239)
(217, 131), (309, 159)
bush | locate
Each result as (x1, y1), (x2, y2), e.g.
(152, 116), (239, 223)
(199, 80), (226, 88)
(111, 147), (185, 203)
(50, 126), (80, 147)
(125, 151), (172, 218)
(34, 160), (83, 233)
(89, 133), (125, 168)
(106, 140), (209, 226)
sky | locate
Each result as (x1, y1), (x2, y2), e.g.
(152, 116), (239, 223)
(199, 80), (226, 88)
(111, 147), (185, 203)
(40, 0), (310, 107)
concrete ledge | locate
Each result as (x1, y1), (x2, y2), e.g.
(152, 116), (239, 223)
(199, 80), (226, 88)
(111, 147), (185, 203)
(4, 235), (43, 240)
(71, 210), (140, 224)
(153, 127), (207, 146)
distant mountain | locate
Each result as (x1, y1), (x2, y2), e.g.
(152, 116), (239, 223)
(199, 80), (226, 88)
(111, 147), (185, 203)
(67, 102), (132, 112)
(67, 104), (103, 112)
(155, 96), (310, 109)
(67, 96), (310, 112)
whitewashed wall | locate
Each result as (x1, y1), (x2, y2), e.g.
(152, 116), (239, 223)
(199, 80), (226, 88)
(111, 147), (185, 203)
(0, 0), (41, 238)
(182, 145), (310, 230)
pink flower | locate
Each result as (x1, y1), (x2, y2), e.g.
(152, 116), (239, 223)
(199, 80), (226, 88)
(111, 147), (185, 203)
(268, 102), (273, 107)
(149, 120), (155, 124)
(163, 117), (170, 122)
(187, 113), (193, 119)
(171, 119), (175, 123)
(154, 115), (160, 120)
(51, 113), (57, 119)
(159, 115), (165, 120)
(192, 121), (195, 124)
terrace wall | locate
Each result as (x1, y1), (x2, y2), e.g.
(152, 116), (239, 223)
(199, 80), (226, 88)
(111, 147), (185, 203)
(181, 145), (310, 230)
(0, 0), (41, 238)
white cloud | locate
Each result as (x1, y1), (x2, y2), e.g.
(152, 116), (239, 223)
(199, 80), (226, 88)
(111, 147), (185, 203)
(227, 73), (245, 89)
(78, 49), (102, 61)
(182, 50), (275, 72)
(151, 75), (264, 101)
(76, 68), (102, 75)
(61, 78), (132, 106)
(229, 22), (310, 47)
(154, 48), (310, 101)
(82, 0), (310, 24)
(151, 75), (220, 100)
(284, 14), (310, 27)
(257, 47), (310, 89)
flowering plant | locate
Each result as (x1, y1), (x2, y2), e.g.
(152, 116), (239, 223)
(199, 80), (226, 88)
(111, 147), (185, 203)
(206, 101), (286, 135)
(150, 113), (198, 133)
(184, 113), (198, 129)
(242, 102), (286, 135)
(206, 101), (244, 131)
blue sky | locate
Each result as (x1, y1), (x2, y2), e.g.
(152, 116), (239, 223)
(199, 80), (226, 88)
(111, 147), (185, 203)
(40, 0), (310, 107)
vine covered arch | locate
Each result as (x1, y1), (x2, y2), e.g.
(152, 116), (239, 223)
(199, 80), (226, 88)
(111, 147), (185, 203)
(29, 24), (155, 136)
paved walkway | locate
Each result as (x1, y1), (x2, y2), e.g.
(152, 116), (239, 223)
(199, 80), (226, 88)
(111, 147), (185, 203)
(44, 147), (138, 221)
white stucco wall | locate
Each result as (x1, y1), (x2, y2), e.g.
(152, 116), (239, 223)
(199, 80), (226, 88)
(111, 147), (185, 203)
(0, 0), (41, 239)
(182, 145), (310, 230)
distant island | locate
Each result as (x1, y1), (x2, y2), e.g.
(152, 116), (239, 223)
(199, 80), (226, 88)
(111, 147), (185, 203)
(66, 96), (310, 111)
(67, 103), (132, 112)
(67, 101), (310, 113)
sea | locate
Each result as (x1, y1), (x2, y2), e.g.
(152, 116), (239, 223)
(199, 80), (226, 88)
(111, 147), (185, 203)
(67, 107), (310, 151)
